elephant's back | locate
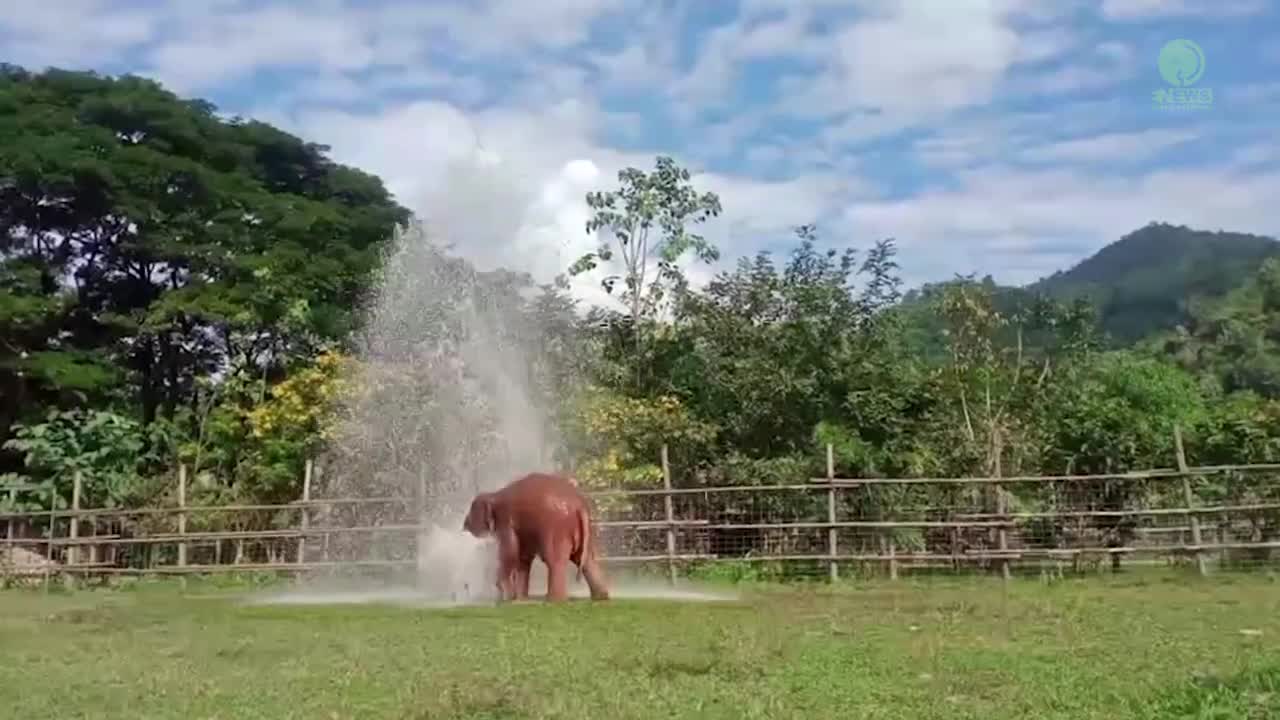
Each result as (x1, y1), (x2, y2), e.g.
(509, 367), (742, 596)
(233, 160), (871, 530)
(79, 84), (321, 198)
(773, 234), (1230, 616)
(504, 472), (586, 517)
(506, 471), (582, 499)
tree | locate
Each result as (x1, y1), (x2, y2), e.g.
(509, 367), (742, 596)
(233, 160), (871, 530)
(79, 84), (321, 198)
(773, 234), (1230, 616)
(662, 226), (904, 459)
(568, 156), (721, 387)
(1158, 256), (1280, 398)
(2, 408), (173, 510)
(933, 277), (1099, 478)
(1031, 351), (1206, 568)
(0, 65), (408, 486)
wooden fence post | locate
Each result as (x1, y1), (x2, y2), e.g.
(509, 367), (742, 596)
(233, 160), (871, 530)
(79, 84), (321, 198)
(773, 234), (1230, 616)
(298, 458), (313, 565)
(661, 444), (677, 586)
(44, 485), (56, 591)
(177, 464), (188, 569)
(4, 486), (13, 551)
(994, 434), (1011, 581)
(1174, 426), (1207, 576)
(826, 443), (838, 582)
(88, 501), (98, 567)
(69, 471), (82, 567)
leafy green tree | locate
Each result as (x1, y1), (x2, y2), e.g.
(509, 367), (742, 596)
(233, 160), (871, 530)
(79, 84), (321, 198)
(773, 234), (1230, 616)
(568, 156), (721, 387)
(0, 64), (407, 496)
(659, 226), (903, 459)
(932, 276), (1099, 479)
(1030, 351), (1206, 568)
(1158, 257), (1280, 398)
(2, 408), (174, 510)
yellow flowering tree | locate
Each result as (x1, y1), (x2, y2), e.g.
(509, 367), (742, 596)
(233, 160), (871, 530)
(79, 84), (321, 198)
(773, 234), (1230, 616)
(246, 350), (351, 447)
(205, 350), (353, 504)
(562, 385), (717, 517)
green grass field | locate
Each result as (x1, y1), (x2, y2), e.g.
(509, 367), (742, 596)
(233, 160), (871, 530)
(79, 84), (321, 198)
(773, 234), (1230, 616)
(3, 570), (1278, 719)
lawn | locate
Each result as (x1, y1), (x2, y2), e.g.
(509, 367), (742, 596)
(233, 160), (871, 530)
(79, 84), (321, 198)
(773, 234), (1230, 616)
(2, 570), (1278, 719)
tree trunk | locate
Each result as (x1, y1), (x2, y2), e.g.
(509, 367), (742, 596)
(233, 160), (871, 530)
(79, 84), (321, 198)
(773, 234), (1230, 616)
(138, 338), (158, 426)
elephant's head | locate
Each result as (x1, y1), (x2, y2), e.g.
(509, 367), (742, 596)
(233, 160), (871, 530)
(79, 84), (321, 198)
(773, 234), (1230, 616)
(462, 492), (496, 537)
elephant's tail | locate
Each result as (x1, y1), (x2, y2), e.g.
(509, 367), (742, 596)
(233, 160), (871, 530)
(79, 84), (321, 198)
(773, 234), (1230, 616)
(576, 504), (591, 584)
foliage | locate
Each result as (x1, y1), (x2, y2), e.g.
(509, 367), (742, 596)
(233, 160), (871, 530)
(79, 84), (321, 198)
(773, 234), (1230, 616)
(0, 64), (407, 487)
(570, 155), (722, 317)
(1, 408), (170, 509)
(1189, 391), (1280, 465)
(246, 350), (348, 446)
(564, 386), (717, 492)
(568, 156), (722, 388)
(1157, 256), (1280, 398)
(1036, 351), (1205, 475)
(659, 226), (906, 460)
(931, 276), (1099, 477)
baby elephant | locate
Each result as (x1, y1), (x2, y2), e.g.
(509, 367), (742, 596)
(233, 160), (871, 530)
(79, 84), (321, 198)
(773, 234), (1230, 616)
(462, 472), (610, 602)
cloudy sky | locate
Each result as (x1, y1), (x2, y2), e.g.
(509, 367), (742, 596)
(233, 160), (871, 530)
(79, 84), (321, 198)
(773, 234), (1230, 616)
(3, 1), (1278, 305)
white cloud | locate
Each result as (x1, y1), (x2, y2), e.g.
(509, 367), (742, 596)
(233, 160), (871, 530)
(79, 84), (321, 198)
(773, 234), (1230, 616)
(773, 0), (1089, 144)
(1230, 143), (1280, 169)
(1015, 28), (1080, 65)
(1004, 41), (1137, 96)
(1, 1), (637, 95)
(843, 163), (1280, 285)
(422, 0), (630, 54)
(146, 6), (379, 93)
(912, 121), (1036, 169)
(1224, 83), (1280, 106)
(833, 2), (1021, 116)
(1017, 128), (1199, 164)
(671, 9), (822, 107)
(280, 96), (863, 310)
(1100, 0), (1269, 19)
(0, 1), (157, 70)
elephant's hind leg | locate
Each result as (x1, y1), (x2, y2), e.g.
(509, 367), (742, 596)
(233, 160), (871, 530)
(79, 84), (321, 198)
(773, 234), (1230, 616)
(514, 554), (533, 600)
(539, 536), (572, 602)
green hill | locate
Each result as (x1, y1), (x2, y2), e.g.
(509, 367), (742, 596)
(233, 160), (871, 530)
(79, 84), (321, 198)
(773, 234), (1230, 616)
(1028, 222), (1280, 344)
(890, 223), (1280, 356)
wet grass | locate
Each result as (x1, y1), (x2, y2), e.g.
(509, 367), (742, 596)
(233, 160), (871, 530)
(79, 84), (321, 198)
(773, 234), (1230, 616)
(2, 569), (1278, 719)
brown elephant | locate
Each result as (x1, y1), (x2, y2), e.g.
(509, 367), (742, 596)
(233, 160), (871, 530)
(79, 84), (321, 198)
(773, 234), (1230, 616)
(462, 472), (610, 602)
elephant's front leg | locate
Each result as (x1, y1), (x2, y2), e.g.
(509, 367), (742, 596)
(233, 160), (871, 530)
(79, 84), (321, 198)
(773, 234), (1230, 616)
(495, 528), (520, 602)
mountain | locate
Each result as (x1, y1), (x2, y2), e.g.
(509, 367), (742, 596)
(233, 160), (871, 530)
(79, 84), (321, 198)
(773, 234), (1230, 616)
(889, 222), (1280, 356)
(1028, 223), (1280, 344)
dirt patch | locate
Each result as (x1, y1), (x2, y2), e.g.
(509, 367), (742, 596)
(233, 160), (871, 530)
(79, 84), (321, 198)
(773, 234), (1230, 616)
(1, 546), (57, 572)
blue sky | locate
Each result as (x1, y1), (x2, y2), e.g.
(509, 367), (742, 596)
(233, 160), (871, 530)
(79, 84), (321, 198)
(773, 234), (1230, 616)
(2, 0), (1278, 305)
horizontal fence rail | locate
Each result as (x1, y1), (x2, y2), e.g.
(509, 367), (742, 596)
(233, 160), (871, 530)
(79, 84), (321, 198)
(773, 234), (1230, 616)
(4, 438), (1280, 586)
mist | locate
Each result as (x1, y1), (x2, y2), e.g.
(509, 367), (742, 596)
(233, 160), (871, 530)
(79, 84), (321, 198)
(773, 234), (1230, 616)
(296, 218), (563, 600)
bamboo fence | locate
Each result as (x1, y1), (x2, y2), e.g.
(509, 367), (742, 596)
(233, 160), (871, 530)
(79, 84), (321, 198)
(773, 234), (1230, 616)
(3, 432), (1280, 586)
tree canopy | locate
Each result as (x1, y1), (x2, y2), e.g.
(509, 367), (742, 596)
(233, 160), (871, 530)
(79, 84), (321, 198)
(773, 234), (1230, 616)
(0, 65), (407, 506)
